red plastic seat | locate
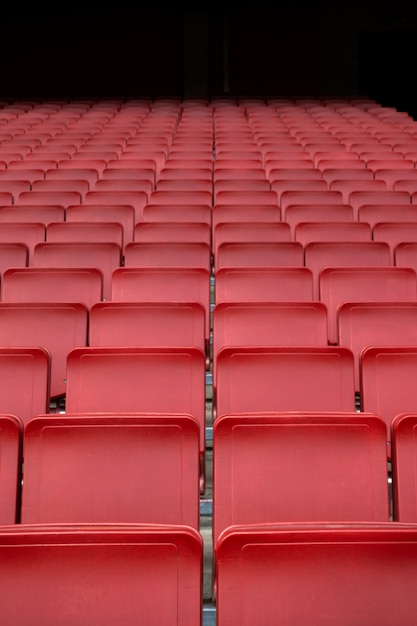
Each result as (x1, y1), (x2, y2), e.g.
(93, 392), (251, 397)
(392, 412), (417, 521)
(284, 204), (354, 236)
(0, 223), (45, 264)
(66, 204), (135, 245)
(216, 523), (417, 626)
(21, 412), (200, 528)
(215, 241), (303, 272)
(124, 241), (211, 272)
(294, 221), (372, 245)
(134, 221), (211, 246)
(373, 222), (417, 262)
(0, 523), (202, 625)
(46, 221), (124, 247)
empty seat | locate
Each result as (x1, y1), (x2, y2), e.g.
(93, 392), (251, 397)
(134, 221), (211, 246)
(0, 347), (50, 427)
(319, 266), (417, 345)
(284, 204), (354, 236)
(0, 523), (202, 625)
(213, 190), (277, 207)
(89, 301), (206, 357)
(358, 205), (417, 229)
(21, 412), (200, 528)
(1, 267), (103, 310)
(0, 414), (23, 524)
(0, 242), (28, 273)
(215, 267), (315, 304)
(211, 204), (280, 230)
(147, 189), (212, 208)
(215, 241), (304, 272)
(65, 346), (207, 493)
(280, 190), (344, 216)
(295, 221), (372, 245)
(83, 190), (148, 224)
(392, 412), (417, 521)
(213, 411), (389, 550)
(124, 241), (211, 272)
(33, 242), (122, 301)
(215, 346), (356, 420)
(143, 203), (211, 225)
(349, 191), (411, 219)
(16, 190), (82, 209)
(212, 301), (328, 381)
(305, 240), (391, 300)
(395, 241), (417, 274)
(216, 523), (417, 626)
(66, 204), (135, 245)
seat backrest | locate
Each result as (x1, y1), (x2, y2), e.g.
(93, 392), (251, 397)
(46, 221), (124, 247)
(1, 267), (103, 310)
(361, 346), (417, 458)
(0, 347), (50, 427)
(0, 524), (202, 625)
(215, 346), (356, 420)
(348, 190), (411, 218)
(280, 189), (344, 215)
(216, 523), (417, 626)
(215, 241), (303, 272)
(294, 221), (372, 245)
(212, 222), (290, 258)
(142, 203), (211, 224)
(66, 204), (135, 245)
(357, 205), (417, 229)
(0, 414), (23, 524)
(284, 204), (354, 236)
(0, 223), (45, 265)
(89, 301), (206, 356)
(319, 266), (417, 344)
(21, 412), (200, 528)
(213, 412), (389, 549)
(124, 241), (211, 272)
(373, 222), (417, 263)
(134, 221), (211, 246)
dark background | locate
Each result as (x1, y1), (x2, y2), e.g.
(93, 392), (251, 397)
(1, 1), (416, 117)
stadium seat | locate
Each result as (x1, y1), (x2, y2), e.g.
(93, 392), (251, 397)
(0, 223), (45, 265)
(211, 204), (280, 230)
(142, 203), (212, 225)
(134, 221), (211, 246)
(349, 190), (411, 219)
(392, 412), (417, 521)
(124, 241), (211, 272)
(21, 412), (200, 528)
(373, 222), (417, 263)
(284, 204), (354, 236)
(0, 523), (202, 625)
(66, 204), (135, 245)
(0, 242), (28, 273)
(213, 222), (290, 259)
(294, 221), (372, 245)
(46, 221), (124, 247)
(216, 523), (417, 625)
(215, 241), (304, 272)
(1, 267), (103, 310)
(215, 346), (356, 420)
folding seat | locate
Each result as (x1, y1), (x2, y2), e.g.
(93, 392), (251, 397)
(56, 158), (108, 176)
(1, 267), (103, 310)
(0, 347), (50, 427)
(160, 166), (212, 182)
(0, 242), (28, 273)
(21, 412), (200, 528)
(0, 222), (45, 265)
(213, 179), (270, 203)
(215, 158), (267, 173)
(358, 204), (417, 230)
(212, 301), (328, 381)
(213, 411), (389, 549)
(33, 242), (122, 301)
(65, 346), (207, 493)
(134, 221), (211, 247)
(142, 203), (212, 225)
(0, 179), (30, 201)
(111, 266), (211, 353)
(305, 240), (391, 300)
(366, 158), (415, 174)
(0, 168), (45, 185)
(102, 166), (156, 188)
(89, 301), (206, 358)
(215, 267), (315, 305)
(295, 221), (372, 246)
(155, 178), (213, 195)
(106, 158), (158, 180)
(163, 158), (213, 172)
(213, 167), (267, 182)
(82, 190), (148, 224)
(44, 167), (99, 189)
(213, 222), (290, 258)
(394, 241), (417, 275)
(124, 241), (211, 272)
(285, 204), (354, 237)
(320, 266), (417, 346)
(0, 192), (13, 206)
(118, 149), (167, 175)
(361, 346), (417, 458)
(215, 346), (356, 420)
(0, 302), (88, 399)
(211, 204), (280, 231)
(91, 178), (153, 198)
(215, 241), (303, 273)
(66, 204), (135, 245)
(349, 190), (411, 219)
(317, 158), (367, 173)
(267, 167), (322, 183)
(0, 205), (65, 229)
(391, 412), (417, 521)
(373, 221), (417, 262)
(46, 221), (124, 248)
(0, 413), (23, 524)
(9, 159), (59, 173)
(0, 523), (202, 626)
(216, 523), (417, 626)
